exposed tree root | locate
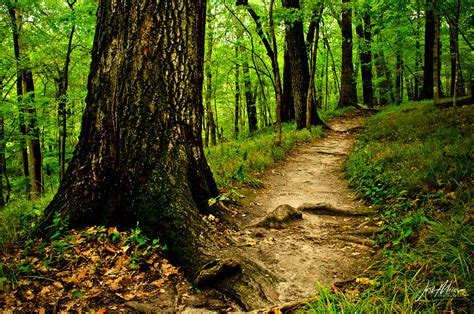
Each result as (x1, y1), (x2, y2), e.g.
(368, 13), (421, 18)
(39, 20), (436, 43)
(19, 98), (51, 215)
(256, 204), (303, 229)
(194, 258), (241, 286)
(297, 203), (372, 217)
(211, 257), (279, 310)
(313, 150), (348, 156)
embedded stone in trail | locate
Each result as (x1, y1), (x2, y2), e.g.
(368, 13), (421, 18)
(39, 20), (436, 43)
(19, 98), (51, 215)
(256, 204), (303, 229)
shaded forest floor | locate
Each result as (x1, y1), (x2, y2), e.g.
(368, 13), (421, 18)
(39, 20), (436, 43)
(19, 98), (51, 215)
(1, 110), (377, 312)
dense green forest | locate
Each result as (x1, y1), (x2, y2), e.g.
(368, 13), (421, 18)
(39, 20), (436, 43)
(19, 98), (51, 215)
(0, 0), (472, 312)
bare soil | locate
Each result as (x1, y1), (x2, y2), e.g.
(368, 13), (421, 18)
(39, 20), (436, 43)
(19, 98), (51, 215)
(224, 109), (379, 306)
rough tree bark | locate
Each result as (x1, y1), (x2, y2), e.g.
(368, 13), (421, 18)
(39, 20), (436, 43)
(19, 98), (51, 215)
(282, 49), (295, 122)
(421, 0), (435, 99)
(282, 0), (309, 129)
(340, 0), (358, 107)
(41, 1), (277, 309)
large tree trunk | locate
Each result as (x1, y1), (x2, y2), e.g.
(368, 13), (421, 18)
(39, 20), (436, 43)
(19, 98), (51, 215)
(340, 0), (358, 107)
(282, 50), (294, 122)
(282, 0), (309, 129)
(421, 0), (435, 99)
(355, 11), (374, 108)
(41, 1), (276, 309)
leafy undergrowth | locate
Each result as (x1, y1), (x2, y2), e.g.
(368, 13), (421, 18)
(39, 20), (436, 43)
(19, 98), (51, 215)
(304, 101), (473, 313)
(0, 224), (231, 311)
(206, 122), (323, 188)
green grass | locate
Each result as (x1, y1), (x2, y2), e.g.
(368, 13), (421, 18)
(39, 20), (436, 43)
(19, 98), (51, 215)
(206, 122), (323, 188)
(0, 192), (55, 253)
(319, 105), (357, 121)
(305, 101), (473, 313)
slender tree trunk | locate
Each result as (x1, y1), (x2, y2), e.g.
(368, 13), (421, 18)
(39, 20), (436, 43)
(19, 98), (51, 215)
(0, 115), (4, 207)
(375, 51), (393, 106)
(395, 53), (403, 104)
(406, 76), (414, 100)
(205, 19), (216, 146)
(270, 0), (282, 146)
(41, 2), (277, 309)
(340, 0), (358, 107)
(241, 57), (258, 133)
(433, 9), (441, 104)
(237, 0), (282, 132)
(325, 49), (329, 110)
(57, 2), (76, 181)
(355, 12), (374, 108)
(421, 0), (435, 99)
(0, 73), (11, 204)
(23, 71), (43, 196)
(448, 1), (465, 97)
(322, 31), (341, 100)
(8, 5), (30, 193)
(235, 25), (257, 134)
(306, 1), (324, 129)
(415, 39), (421, 100)
(234, 47), (240, 138)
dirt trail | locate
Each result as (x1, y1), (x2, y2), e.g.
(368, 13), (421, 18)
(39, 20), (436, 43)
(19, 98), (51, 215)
(228, 110), (377, 305)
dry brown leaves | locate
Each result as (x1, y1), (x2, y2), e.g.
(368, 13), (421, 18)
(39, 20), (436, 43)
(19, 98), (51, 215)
(0, 226), (190, 311)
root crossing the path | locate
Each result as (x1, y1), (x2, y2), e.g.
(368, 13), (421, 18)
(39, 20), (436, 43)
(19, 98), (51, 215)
(227, 110), (378, 305)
